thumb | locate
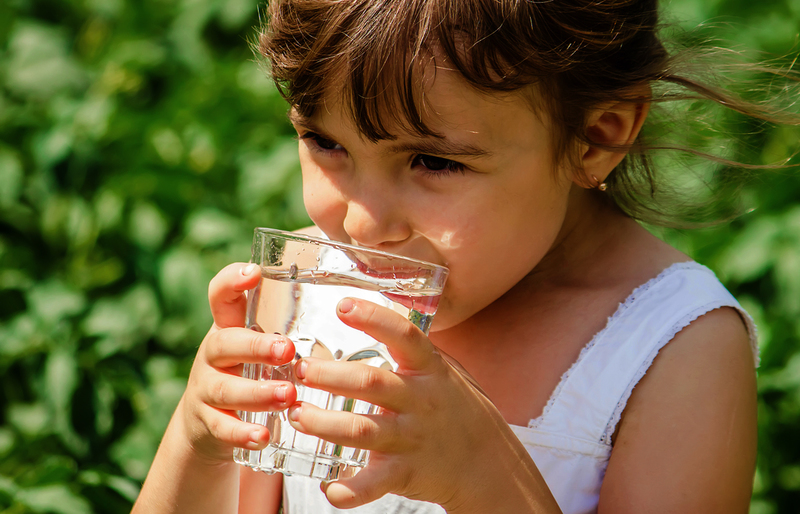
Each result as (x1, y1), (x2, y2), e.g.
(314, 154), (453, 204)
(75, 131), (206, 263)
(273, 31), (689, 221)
(322, 461), (401, 509)
(208, 262), (261, 329)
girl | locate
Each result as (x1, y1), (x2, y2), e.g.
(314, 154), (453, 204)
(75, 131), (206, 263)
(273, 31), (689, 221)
(133, 0), (776, 512)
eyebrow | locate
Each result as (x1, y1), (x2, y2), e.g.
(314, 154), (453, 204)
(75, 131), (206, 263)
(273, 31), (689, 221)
(288, 111), (492, 159)
(387, 139), (492, 158)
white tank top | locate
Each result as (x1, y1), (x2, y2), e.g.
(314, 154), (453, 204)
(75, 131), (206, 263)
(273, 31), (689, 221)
(282, 262), (759, 514)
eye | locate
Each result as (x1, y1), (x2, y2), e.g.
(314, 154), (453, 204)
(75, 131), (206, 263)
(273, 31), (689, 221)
(298, 132), (345, 154)
(412, 154), (466, 176)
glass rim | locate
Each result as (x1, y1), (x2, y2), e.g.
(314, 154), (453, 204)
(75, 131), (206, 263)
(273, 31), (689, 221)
(254, 227), (449, 274)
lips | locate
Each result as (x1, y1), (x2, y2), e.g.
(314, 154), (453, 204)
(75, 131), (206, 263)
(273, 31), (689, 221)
(381, 291), (442, 315)
(354, 257), (428, 279)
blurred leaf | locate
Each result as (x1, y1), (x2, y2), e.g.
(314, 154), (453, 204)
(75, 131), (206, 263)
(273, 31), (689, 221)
(0, 428), (15, 460)
(775, 248), (800, 315)
(0, 475), (19, 506)
(0, 314), (43, 359)
(82, 284), (161, 357)
(168, 0), (217, 72)
(17, 484), (92, 514)
(218, 0), (258, 29)
(93, 189), (124, 232)
(185, 207), (246, 247)
(94, 376), (116, 436)
(150, 127), (184, 166)
(74, 93), (116, 141)
(78, 470), (140, 503)
(40, 195), (97, 250)
(0, 147), (24, 208)
(237, 60), (277, 98)
(26, 280), (87, 326)
(84, 0), (125, 19)
(44, 349), (88, 456)
(109, 423), (153, 482)
(237, 138), (300, 210)
(716, 216), (781, 283)
(45, 351), (79, 414)
(7, 402), (50, 438)
(128, 201), (169, 250)
(108, 39), (167, 69)
(158, 246), (212, 320)
(185, 124), (217, 173)
(5, 21), (87, 98)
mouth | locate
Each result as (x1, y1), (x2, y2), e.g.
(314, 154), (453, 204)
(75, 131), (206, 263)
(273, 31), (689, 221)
(354, 257), (431, 279)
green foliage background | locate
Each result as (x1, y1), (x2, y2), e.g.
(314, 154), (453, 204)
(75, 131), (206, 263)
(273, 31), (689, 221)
(0, 0), (798, 513)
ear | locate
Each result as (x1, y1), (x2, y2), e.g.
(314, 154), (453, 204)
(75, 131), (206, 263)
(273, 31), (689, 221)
(575, 91), (650, 188)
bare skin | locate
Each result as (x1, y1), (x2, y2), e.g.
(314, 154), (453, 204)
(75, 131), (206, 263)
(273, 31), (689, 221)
(133, 61), (757, 513)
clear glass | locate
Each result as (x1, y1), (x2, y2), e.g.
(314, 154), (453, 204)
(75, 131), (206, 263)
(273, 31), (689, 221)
(233, 228), (449, 480)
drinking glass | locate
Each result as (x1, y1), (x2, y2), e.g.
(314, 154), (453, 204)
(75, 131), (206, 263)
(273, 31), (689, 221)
(233, 228), (449, 480)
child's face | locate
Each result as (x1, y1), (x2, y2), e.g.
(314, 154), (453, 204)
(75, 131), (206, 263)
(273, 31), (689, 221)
(290, 68), (575, 331)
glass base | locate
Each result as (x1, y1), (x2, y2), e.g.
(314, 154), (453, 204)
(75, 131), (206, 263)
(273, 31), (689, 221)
(234, 446), (364, 481)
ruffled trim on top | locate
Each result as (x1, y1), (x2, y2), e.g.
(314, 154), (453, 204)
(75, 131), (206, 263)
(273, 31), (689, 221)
(528, 261), (758, 433)
(599, 300), (757, 445)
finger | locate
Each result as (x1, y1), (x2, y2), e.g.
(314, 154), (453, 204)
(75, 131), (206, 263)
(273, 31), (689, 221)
(204, 329), (295, 369)
(201, 375), (296, 412)
(322, 460), (403, 509)
(294, 358), (410, 412)
(199, 405), (272, 451)
(208, 262), (262, 329)
(286, 402), (404, 453)
(336, 298), (439, 373)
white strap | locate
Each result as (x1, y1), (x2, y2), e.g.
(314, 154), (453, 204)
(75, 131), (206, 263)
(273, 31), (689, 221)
(532, 262), (757, 445)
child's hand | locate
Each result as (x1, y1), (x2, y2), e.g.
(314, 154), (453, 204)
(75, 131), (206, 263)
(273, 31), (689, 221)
(178, 263), (297, 463)
(285, 298), (555, 512)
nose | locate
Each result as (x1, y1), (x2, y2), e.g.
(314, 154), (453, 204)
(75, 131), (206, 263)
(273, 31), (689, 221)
(342, 189), (412, 248)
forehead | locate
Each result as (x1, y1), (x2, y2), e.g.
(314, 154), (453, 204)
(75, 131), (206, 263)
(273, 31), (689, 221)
(294, 56), (546, 144)
(292, 66), (555, 164)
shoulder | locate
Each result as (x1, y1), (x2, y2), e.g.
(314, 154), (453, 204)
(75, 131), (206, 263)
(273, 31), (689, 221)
(599, 306), (757, 513)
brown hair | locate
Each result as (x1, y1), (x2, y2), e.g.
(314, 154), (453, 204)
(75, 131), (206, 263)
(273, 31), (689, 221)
(257, 0), (799, 226)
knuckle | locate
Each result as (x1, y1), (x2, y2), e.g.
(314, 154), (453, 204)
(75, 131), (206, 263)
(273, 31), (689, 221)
(205, 415), (221, 439)
(361, 302), (379, 325)
(351, 488), (373, 508)
(358, 366), (382, 392)
(211, 379), (228, 406)
(252, 383), (269, 406)
(398, 319), (419, 340)
(229, 424), (242, 445)
(248, 332), (269, 361)
(207, 269), (228, 298)
(348, 416), (375, 447)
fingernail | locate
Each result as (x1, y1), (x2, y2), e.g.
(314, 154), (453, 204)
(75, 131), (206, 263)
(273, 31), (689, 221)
(296, 360), (307, 380)
(288, 405), (301, 422)
(274, 385), (287, 402)
(241, 263), (257, 276)
(338, 298), (355, 314)
(271, 339), (286, 360)
(250, 429), (263, 443)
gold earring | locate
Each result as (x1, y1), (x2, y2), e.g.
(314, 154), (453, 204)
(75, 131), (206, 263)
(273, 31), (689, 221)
(591, 175), (608, 191)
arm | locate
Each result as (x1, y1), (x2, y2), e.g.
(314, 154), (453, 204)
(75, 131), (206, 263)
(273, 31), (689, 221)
(132, 263), (296, 514)
(132, 398), (241, 514)
(598, 307), (758, 513)
(239, 468), (283, 514)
